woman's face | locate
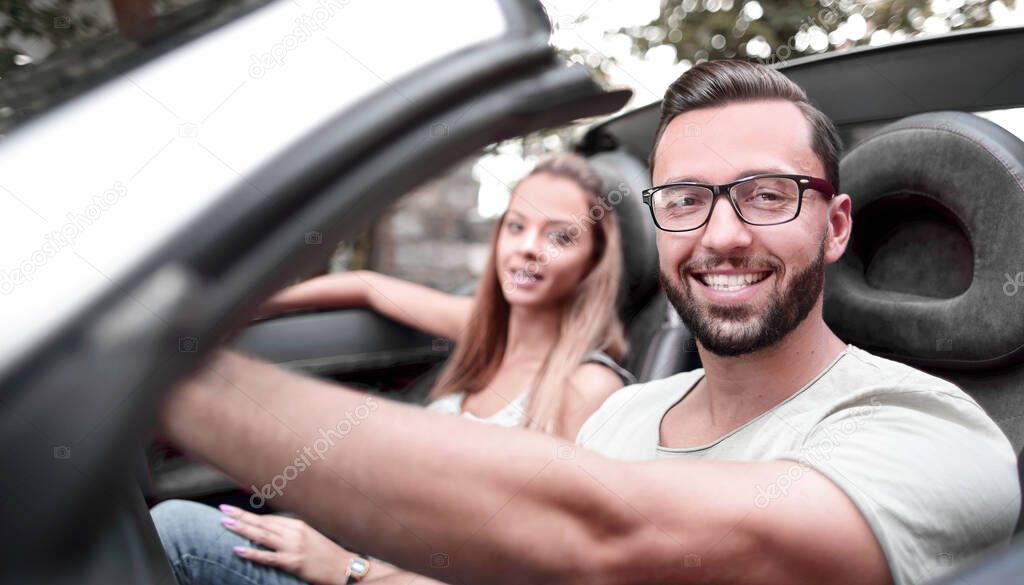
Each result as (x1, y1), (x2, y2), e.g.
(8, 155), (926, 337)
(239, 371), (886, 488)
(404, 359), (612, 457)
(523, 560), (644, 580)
(495, 173), (599, 309)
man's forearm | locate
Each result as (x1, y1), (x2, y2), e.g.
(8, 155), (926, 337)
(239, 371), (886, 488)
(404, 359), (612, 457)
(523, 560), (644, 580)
(158, 350), (885, 585)
(159, 349), (619, 584)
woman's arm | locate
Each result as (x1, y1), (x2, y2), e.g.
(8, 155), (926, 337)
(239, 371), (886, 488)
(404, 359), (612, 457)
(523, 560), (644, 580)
(258, 270), (472, 341)
(217, 505), (405, 585)
(364, 572), (450, 584)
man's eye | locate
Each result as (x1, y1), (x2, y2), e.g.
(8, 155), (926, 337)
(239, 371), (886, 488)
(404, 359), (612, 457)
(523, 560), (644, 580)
(506, 221), (523, 232)
(756, 191), (780, 201)
(667, 197), (696, 208)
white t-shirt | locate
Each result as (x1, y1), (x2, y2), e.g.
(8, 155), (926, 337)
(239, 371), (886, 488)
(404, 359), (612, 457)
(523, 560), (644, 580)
(576, 344), (1020, 585)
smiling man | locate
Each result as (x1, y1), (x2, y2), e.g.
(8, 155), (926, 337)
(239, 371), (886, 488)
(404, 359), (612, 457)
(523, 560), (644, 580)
(160, 60), (1020, 585)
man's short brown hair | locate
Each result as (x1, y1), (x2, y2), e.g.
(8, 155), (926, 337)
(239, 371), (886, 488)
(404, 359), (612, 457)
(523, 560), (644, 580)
(650, 59), (842, 190)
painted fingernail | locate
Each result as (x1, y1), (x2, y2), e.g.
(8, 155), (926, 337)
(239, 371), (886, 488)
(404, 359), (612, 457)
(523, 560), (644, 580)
(233, 546), (248, 556)
(221, 517), (237, 527)
(219, 504), (241, 515)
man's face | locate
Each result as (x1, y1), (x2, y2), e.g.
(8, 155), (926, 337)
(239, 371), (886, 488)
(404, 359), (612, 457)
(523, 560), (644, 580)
(650, 99), (850, 357)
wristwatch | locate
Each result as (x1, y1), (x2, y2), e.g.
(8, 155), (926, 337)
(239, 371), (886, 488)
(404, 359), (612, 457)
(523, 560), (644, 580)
(345, 555), (371, 584)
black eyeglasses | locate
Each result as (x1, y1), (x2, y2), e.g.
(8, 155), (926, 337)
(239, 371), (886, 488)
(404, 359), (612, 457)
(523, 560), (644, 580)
(641, 174), (837, 232)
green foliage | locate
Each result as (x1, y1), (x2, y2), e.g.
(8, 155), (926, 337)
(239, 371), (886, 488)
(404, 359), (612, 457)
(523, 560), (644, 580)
(568, 0), (1006, 81)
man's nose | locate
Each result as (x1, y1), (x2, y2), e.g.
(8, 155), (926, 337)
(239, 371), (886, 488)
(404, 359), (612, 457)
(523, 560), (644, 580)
(698, 195), (754, 253)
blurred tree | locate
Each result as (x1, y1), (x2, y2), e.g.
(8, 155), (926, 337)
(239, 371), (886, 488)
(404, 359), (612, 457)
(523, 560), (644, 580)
(0, 0), (189, 77)
(0, 0), (109, 77)
(0, 0), (222, 131)
(556, 0), (1012, 87)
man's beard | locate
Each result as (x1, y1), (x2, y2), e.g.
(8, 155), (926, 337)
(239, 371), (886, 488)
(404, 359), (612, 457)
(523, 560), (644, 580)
(660, 238), (826, 358)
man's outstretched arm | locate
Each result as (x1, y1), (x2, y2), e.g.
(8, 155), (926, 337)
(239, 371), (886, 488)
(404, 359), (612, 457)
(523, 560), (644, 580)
(159, 349), (890, 585)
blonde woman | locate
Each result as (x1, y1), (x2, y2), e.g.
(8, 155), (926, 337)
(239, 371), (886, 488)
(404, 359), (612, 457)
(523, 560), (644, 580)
(152, 153), (634, 585)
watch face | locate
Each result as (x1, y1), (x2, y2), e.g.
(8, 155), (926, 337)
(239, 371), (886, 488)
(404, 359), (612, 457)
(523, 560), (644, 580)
(350, 557), (370, 577)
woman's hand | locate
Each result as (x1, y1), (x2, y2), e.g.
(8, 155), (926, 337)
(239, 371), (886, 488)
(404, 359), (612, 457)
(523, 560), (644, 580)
(250, 286), (310, 320)
(219, 504), (357, 585)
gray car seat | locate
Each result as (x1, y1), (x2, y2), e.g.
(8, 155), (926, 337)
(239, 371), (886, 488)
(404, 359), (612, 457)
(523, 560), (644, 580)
(586, 150), (665, 376)
(824, 111), (1024, 531)
(587, 150), (704, 382)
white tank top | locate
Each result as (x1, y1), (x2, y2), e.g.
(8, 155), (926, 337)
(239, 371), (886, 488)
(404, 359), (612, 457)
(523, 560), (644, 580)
(425, 351), (635, 428)
(427, 388), (529, 427)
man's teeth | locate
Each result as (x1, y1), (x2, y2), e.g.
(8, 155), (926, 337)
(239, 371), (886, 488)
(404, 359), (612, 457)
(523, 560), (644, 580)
(698, 271), (770, 290)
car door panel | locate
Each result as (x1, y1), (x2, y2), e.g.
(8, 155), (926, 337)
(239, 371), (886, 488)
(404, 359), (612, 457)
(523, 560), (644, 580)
(0, 1), (632, 582)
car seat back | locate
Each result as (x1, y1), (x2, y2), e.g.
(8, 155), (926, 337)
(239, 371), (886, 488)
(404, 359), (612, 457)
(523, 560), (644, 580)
(587, 150), (665, 376)
(825, 111), (1024, 530)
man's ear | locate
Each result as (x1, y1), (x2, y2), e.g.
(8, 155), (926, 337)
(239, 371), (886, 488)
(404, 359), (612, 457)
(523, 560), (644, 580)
(824, 193), (852, 264)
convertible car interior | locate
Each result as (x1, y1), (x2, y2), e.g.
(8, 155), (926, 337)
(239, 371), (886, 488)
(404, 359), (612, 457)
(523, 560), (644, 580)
(3, 1), (1023, 581)
(154, 109), (1024, 545)
(147, 142), (680, 501)
(580, 108), (1024, 537)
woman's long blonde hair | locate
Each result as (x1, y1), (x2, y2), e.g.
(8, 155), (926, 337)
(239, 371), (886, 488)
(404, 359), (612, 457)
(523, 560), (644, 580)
(430, 153), (628, 435)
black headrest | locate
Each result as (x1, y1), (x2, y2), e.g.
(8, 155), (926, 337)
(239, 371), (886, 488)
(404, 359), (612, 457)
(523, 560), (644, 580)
(825, 111), (1024, 369)
(587, 150), (660, 320)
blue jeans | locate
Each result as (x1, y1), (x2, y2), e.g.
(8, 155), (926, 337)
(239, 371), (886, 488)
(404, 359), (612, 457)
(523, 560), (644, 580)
(151, 499), (308, 585)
